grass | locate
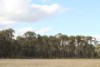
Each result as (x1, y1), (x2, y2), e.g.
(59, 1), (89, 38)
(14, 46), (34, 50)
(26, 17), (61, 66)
(0, 59), (100, 67)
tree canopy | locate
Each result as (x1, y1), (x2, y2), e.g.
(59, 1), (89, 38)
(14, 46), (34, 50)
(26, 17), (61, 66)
(0, 28), (100, 58)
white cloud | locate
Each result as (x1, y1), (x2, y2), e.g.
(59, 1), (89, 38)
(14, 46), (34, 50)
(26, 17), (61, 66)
(15, 27), (34, 37)
(32, 4), (59, 14)
(36, 27), (51, 34)
(15, 27), (51, 37)
(0, 0), (67, 25)
(92, 35), (100, 41)
(91, 35), (100, 44)
(41, 0), (49, 2)
(0, 17), (15, 25)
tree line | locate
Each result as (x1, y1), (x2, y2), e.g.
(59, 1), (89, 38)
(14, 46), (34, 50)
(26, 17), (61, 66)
(0, 28), (100, 59)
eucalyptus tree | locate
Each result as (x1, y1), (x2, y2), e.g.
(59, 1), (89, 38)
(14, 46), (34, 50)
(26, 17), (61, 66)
(95, 44), (100, 58)
(68, 36), (76, 58)
(0, 28), (15, 58)
(0, 28), (99, 58)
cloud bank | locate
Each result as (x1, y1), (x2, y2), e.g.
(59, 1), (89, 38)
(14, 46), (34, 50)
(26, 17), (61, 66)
(15, 27), (51, 37)
(0, 0), (67, 25)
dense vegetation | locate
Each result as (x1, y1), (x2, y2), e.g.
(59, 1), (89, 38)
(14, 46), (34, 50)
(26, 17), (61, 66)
(0, 28), (100, 59)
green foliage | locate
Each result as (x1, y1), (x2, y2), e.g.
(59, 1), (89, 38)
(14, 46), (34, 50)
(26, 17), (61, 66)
(95, 44), (100, 58)
(0, 28), (100, 58)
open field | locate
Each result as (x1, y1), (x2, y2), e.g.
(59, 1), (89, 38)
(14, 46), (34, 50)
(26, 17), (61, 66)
(0, 59), (100, 67)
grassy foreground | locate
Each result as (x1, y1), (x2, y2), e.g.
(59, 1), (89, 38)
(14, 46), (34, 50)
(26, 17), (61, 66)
(0, 59), (100, 67)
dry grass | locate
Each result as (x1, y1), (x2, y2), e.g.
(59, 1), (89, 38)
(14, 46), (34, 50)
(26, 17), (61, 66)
(0, 59), (100, 67)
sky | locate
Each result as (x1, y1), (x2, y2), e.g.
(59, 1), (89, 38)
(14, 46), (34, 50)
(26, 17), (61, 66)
(0, 0), (100, 40)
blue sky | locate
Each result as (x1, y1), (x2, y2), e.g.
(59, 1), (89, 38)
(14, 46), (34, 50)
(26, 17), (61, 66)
(0, 0), (100, 39)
